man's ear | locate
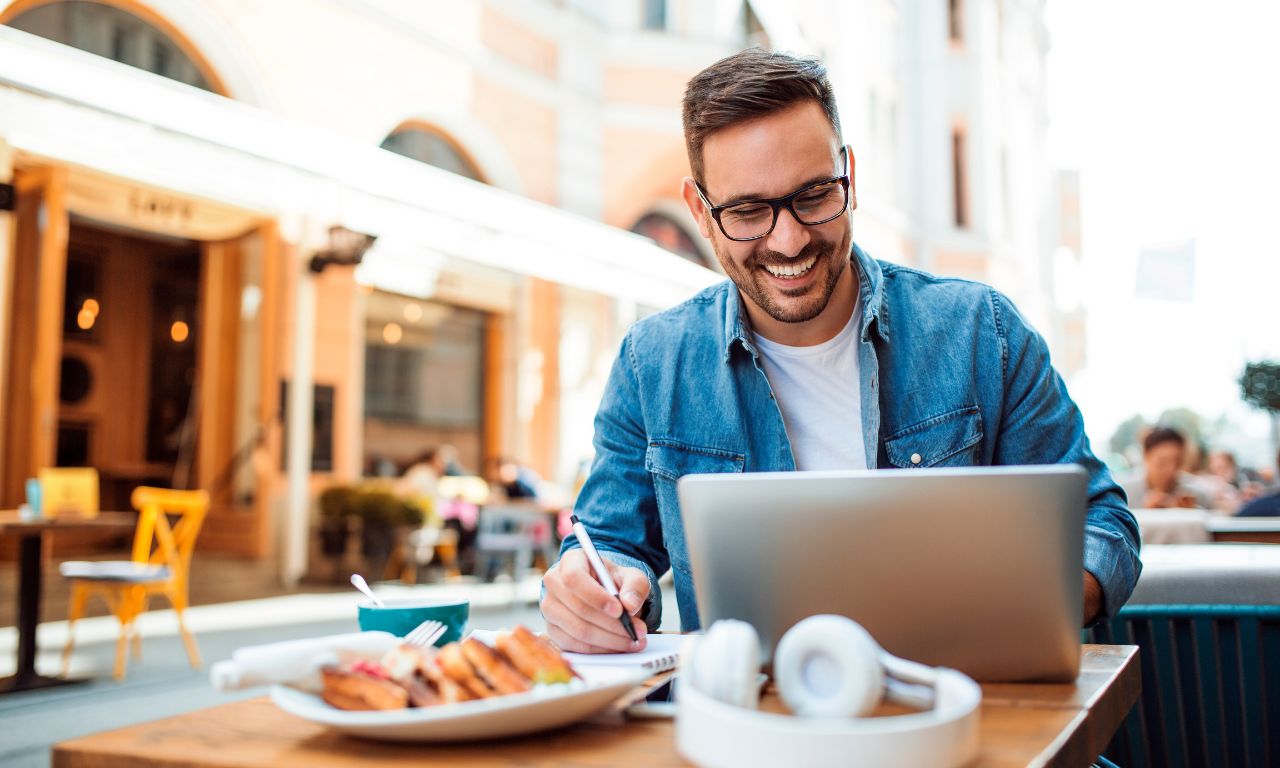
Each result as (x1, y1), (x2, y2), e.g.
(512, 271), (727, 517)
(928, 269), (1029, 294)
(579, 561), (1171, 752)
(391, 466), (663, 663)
(845, 145), (858, 212)
(681, 177), (715, 240)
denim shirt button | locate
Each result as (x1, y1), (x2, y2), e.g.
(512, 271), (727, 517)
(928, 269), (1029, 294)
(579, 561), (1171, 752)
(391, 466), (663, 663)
(910, 452), (922, 465)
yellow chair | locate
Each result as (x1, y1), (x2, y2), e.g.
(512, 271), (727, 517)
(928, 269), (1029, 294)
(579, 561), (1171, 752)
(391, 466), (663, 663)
(59, 487), (209, 680)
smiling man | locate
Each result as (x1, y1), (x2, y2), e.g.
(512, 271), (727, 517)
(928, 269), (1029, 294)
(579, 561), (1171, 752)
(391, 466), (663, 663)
(541, 48), (1141, 653)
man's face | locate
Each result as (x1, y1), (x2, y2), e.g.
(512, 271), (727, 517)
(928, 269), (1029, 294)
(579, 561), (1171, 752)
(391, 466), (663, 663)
(1144, 442), (1184, 491)
(683, 101), (855, 327)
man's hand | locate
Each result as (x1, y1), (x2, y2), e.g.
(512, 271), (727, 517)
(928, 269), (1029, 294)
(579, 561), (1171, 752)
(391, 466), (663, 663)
(542, 549), (649, 653)
(1082, 570), (1103, 626)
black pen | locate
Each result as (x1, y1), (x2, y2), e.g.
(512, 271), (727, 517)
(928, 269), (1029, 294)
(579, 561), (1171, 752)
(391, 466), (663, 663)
(570, 515), (640, 644)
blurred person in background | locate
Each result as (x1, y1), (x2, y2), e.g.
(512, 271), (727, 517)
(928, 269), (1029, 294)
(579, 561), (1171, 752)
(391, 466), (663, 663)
(436, 444), (467, 477)
(1208, 450), (1244, 488)
(1204, 450), (1261, 511)
(1122, 427), (1208, 509)
(398, 447), (441, 499)
(1237, 449), (1280, 517)
(491, 457), (543, 501)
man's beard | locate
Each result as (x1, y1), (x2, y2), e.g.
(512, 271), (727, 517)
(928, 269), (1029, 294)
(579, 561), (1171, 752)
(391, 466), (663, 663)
(714, 236), (849, 324)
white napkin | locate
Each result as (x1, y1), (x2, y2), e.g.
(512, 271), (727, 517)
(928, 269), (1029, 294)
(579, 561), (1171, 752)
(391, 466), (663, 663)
(210, 631), (401, 692)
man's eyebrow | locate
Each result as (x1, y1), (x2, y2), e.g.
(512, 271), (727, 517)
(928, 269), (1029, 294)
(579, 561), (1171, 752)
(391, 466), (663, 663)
(714, 172), (838, 207)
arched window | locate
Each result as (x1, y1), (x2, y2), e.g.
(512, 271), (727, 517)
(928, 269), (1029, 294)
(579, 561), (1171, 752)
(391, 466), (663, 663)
(380, 125), (486, 183)
(631, 212), (715, 270)
(3, 1), (224, 94)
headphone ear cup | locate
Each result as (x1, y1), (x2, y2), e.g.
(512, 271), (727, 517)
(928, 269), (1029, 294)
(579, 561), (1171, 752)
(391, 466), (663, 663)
(774, 615), (885, 718)
(689, 619), (761, 709)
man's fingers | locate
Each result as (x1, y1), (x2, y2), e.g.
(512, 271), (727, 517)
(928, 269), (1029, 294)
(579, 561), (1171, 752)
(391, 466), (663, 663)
(541, 551), (646, 652)
(542, 596), (638, 652)
(561, 557), (630, 616)
(544, 624), (621, 655)
(610, 566), (651, 616)
(554, 579), (638, 638)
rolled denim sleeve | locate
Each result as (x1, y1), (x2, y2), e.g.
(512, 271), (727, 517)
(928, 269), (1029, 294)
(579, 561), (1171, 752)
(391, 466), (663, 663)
(991, 293), (1141, 622)
(550, 332), (668, 631)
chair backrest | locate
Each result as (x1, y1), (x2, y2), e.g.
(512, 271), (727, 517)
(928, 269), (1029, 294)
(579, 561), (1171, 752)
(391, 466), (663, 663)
(476, 504), (550, 548)
(1131, 544), (1280, 605)
(39, 467), (99, 518)
(129, 487), (210, 587)
(1089, 604), (1280, 767)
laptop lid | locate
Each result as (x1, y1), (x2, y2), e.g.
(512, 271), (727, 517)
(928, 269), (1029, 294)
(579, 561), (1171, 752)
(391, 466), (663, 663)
(677, 465), (1086, 682)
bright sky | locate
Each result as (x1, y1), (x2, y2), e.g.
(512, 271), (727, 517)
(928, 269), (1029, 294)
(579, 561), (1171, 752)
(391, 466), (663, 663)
(1045, 0), (1280, 465)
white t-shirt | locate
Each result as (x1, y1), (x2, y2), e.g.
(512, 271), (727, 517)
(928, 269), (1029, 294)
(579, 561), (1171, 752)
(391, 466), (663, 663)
(753, 303), (866, 471)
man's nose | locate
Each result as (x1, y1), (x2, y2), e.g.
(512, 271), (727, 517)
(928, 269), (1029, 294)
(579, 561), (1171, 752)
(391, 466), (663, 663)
(764, 206), (811, 258)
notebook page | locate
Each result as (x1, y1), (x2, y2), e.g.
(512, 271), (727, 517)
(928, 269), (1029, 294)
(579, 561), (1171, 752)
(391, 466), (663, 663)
(560, 633), (688, 671)
(469, 630), (688, 672)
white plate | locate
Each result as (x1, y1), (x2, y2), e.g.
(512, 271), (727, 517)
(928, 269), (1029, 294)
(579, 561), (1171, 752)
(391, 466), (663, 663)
(270, 665), (648, 742)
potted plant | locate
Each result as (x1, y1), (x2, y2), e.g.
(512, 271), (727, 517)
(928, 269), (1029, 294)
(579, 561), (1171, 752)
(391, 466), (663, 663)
(355, 488), (400, 579)
(317, 485), (357, 559)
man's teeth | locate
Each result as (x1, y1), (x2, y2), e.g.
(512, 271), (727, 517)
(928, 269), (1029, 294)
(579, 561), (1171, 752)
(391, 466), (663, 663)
(764, 256), (817, 278)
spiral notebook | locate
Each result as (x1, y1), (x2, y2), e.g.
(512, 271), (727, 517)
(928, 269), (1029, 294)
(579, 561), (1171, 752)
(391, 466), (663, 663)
(560, 633), (686, 672)
(469, 630), (686, 673)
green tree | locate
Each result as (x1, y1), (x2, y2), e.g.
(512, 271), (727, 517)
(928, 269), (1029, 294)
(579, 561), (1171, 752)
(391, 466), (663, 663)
(1156, 407), (1204, 446)
(1240, 361), (1280, 454)
(1109, 414), (1147, 458)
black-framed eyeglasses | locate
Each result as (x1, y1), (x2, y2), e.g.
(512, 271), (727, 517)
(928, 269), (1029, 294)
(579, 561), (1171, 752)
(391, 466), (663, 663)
(694, 150), (851, 242)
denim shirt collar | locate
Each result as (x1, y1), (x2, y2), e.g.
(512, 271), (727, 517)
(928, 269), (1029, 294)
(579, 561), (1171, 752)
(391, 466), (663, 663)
(721, 241), (888, 363)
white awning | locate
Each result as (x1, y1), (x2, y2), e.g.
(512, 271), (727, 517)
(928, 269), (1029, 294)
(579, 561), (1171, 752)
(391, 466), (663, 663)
(0, 26), (719, 309)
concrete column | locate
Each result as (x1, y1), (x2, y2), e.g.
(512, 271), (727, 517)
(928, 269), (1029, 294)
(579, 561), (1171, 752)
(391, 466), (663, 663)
(282, 221), (318, 587)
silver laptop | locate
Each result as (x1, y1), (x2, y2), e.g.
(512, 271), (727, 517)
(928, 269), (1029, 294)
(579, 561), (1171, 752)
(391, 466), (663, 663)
(677, 465), (1086, 682)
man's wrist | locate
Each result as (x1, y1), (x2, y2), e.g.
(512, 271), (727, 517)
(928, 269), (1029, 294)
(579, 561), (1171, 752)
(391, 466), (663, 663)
(1082, 570), (1104, 626)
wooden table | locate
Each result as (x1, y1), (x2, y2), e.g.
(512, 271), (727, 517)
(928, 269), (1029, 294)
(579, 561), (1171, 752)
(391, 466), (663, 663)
(0, 511), (135, 694)
(1209, 516), (1280, 544)
(53, 644), (1138, 767)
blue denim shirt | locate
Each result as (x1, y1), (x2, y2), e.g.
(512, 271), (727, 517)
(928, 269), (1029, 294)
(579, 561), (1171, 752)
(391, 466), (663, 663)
(557, 244), (1141, 631)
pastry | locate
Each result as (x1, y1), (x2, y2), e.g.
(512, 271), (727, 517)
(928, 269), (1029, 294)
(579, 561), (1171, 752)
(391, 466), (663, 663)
(497, 626), (576, 684)
(437, 642), (496, 699)
(461, 637), (530, 695)
(315, 625), (578, 711)
(320, 665), (409, 711)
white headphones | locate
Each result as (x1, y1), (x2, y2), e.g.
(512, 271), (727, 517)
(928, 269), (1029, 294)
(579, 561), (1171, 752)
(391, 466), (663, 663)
(676, 615), (982, 768)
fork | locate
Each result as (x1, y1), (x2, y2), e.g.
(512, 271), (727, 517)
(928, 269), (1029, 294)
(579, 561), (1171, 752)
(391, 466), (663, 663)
(404, 619), (448, 648)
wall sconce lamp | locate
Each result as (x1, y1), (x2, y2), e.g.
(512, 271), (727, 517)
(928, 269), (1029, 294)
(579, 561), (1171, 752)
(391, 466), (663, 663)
(308, 225), (377, 274)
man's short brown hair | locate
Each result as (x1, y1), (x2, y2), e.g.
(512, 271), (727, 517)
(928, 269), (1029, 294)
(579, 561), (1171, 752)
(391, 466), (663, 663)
(682, 48), (842, 185)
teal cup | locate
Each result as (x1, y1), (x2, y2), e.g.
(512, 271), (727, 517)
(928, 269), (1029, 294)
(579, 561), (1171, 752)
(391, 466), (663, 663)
(357, 597), (469, 646)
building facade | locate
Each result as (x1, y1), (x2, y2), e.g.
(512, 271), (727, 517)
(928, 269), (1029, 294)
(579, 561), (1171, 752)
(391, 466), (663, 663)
(0, 0), (733, 581)
(0, 0), (1081, 580)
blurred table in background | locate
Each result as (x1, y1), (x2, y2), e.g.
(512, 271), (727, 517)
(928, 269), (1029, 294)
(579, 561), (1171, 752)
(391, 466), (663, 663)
(0, 511), (135, 694)
(1208, 516), (1280, 544)
(1132, 508), (1212, 545)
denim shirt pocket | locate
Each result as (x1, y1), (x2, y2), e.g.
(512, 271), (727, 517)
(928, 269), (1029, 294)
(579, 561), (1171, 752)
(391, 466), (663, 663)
(645, 439), (746, 573)
(883, 406), (984, 468)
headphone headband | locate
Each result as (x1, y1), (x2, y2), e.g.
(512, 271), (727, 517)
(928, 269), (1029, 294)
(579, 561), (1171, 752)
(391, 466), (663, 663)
(676, 667), (981, 768)
(675, 617), (982, 767)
